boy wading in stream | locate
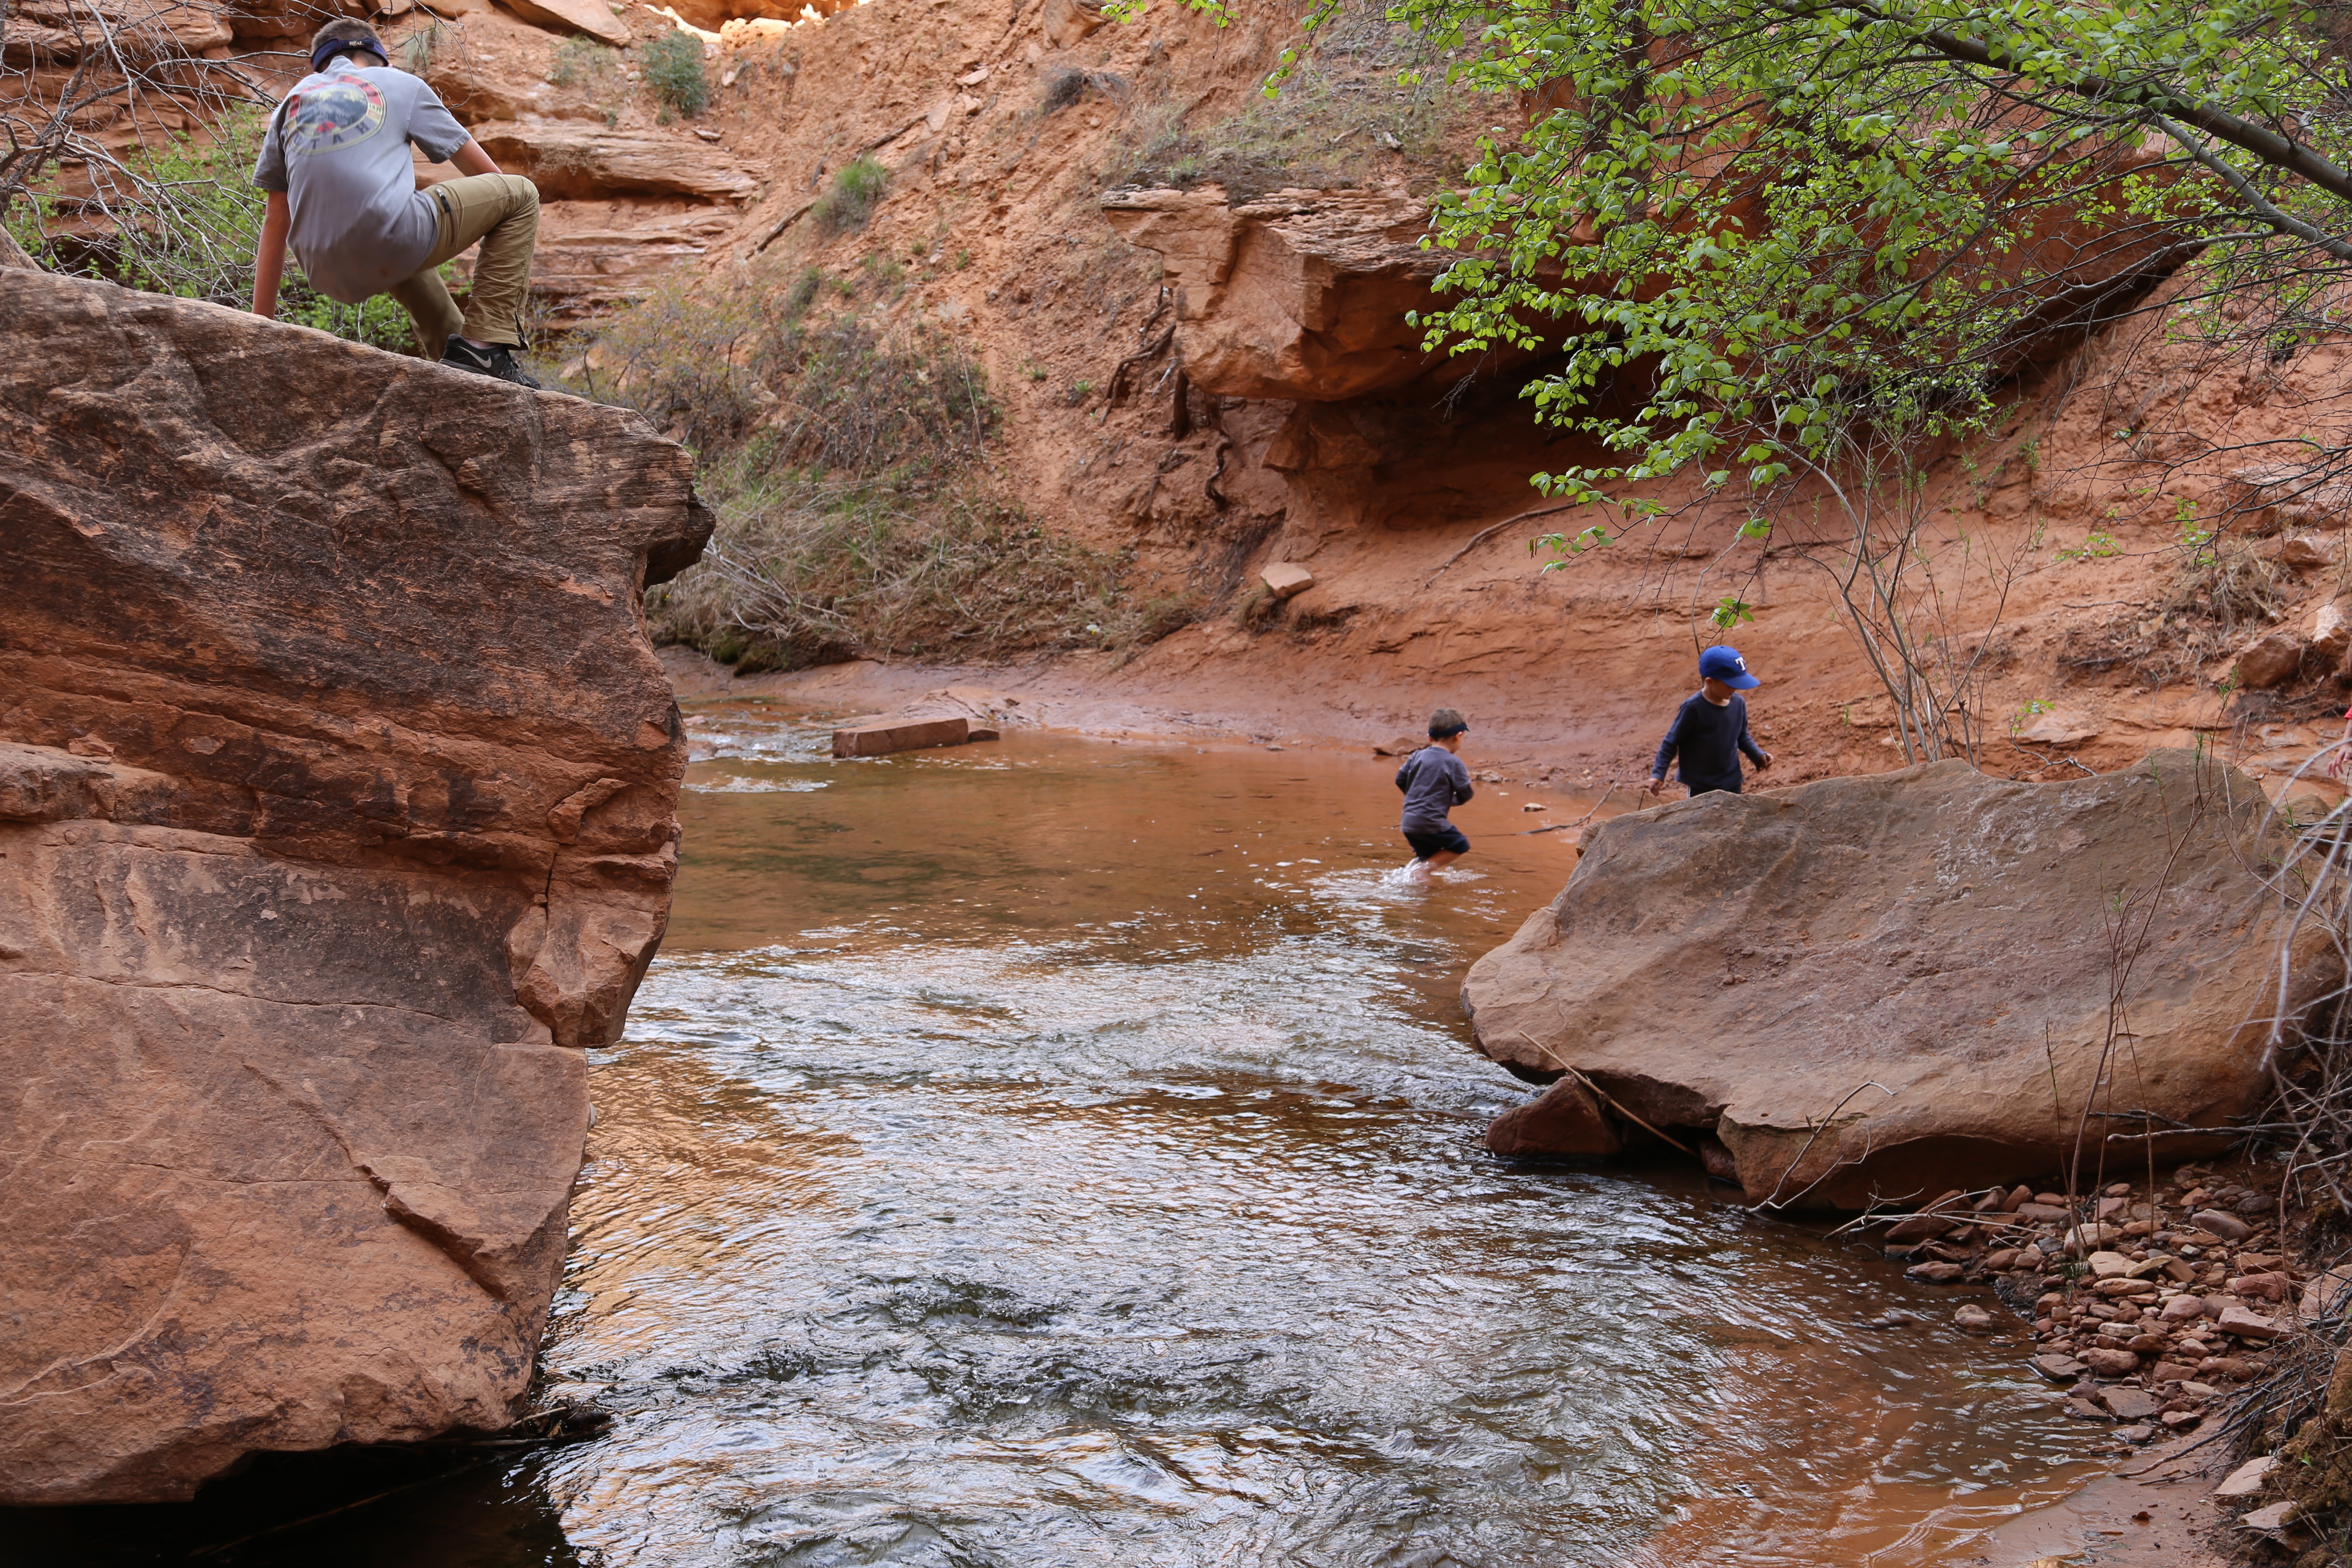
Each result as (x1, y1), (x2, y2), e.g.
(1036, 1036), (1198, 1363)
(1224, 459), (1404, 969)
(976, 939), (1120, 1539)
(1645, 645), (1775, 799)
(249, 18), (544, 387)
(1396, 708), (1475, 879)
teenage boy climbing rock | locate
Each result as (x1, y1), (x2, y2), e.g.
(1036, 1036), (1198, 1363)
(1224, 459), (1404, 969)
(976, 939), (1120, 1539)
(1645, 646), (1775, 798)
(250, 18), (543, 386)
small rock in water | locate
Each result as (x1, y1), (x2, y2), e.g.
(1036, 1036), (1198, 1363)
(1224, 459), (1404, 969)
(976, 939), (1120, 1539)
(2116, 1423), (2158, 1444)
(1953, 1304), (1997, 1331)
(1906, 1260), (1965, 1283)
(2033, 1354), (2089, 1380)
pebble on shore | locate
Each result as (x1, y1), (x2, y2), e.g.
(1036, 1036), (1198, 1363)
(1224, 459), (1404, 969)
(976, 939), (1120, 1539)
(1877, 1167), (2314, 1427)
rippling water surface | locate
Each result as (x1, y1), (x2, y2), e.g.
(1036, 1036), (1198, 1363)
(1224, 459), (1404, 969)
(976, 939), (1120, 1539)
(7, 707), (2113, 1568)
(536, 709), (2105, 1568)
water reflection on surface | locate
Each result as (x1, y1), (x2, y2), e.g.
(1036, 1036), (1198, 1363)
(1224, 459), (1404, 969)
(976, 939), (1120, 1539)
(535, 710), (2105, 1567)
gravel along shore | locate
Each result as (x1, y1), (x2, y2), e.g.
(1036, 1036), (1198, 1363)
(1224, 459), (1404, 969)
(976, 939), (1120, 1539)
(1874, 1162), (2343, 1444)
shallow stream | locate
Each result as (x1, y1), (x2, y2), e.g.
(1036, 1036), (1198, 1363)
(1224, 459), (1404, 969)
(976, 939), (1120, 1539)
(12, 709), (2121, 1568)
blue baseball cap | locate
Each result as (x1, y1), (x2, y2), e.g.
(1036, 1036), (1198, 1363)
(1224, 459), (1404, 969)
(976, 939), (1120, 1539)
(1699, 645), (1761, 689)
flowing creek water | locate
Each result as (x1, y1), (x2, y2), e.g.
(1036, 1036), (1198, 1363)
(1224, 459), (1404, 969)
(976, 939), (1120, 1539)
(13, 704), (2135, 1568)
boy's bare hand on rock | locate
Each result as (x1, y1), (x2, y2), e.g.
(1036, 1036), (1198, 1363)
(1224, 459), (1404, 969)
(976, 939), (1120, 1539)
(1644, 776), (1666, 797)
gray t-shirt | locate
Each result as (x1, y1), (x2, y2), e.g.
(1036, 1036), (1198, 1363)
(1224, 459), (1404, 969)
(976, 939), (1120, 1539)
(251, 62), (470, 305)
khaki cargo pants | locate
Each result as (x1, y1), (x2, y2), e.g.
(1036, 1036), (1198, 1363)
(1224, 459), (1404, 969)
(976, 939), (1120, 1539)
(386, 172), (539, 358)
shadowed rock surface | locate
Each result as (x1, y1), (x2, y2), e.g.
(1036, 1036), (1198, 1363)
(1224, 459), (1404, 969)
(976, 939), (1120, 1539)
(0, 270), (710, 1503)
(1464, 753), (2335, 1207)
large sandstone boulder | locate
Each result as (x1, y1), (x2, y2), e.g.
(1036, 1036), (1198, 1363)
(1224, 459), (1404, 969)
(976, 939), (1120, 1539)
(0, 270), (709, 1502)
(1464, 753), (2334, 1208)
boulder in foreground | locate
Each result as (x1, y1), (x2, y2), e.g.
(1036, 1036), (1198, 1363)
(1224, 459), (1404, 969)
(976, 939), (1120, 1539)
(0, 270), (710, 1502)
(1464, 753), (2332, 1207)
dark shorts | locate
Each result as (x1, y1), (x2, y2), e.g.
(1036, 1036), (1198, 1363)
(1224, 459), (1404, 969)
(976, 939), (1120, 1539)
(1403, 824), (1470, 860)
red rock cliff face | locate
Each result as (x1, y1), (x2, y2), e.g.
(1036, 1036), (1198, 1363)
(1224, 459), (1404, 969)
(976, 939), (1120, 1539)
(0, 270), (710, 1503)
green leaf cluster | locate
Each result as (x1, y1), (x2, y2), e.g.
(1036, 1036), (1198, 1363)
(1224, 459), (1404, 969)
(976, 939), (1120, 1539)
(1143, 0), (2350, 507)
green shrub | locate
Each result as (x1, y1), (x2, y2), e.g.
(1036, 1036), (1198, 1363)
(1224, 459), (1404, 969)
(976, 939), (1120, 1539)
(812, 156), (888, 235)
(549, 36), (620, 88)
(639, 28), (708, 121)
(783, 266), (824, 319)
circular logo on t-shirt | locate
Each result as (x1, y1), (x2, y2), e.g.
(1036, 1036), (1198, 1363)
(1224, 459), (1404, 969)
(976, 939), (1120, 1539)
(282, 73), (386, 157)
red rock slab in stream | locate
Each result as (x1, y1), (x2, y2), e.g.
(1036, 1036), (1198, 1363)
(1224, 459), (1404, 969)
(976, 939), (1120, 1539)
(0, 270), (710, 1503)
(831, 716), (972, 759)
(1486, 1074), (1623, 1158)
(1461, 753), (2334, 1208)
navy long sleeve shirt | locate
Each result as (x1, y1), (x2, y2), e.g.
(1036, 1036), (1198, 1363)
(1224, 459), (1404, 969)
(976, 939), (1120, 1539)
(1395, 747), (1473, 830)
(1651, 693), (1766, 793)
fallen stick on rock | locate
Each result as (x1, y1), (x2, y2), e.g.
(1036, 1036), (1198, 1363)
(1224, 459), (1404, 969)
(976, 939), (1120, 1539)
(1509, 1028), (1697, 1155)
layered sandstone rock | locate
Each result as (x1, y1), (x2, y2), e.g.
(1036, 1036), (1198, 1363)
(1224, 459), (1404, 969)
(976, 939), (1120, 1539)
(1102, 185), (1462, 402)
(468, 120), (761, 202)
(1465, 753), (2334, 1207)
(0, 270), (710, 1502)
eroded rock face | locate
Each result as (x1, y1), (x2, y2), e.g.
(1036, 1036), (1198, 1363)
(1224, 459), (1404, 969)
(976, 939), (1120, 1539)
(1464, 753), (2333, 1208)
(1102, 185), (1464, 402)
(469, 120), (761, 202)
(0, 270), (710, 1502)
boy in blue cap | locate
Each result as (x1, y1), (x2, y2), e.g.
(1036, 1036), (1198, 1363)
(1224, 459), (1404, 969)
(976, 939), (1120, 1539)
(1644, 646), (1775, 798)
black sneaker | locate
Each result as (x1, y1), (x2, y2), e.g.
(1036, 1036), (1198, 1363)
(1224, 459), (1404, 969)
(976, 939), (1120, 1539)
(440, 337), (543, 389)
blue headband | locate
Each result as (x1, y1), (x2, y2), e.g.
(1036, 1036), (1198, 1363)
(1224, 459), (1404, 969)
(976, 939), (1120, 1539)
(311, 32), (388, 72)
